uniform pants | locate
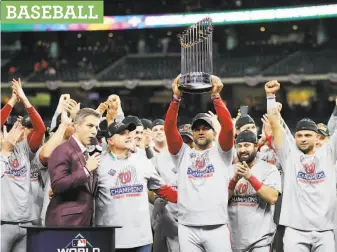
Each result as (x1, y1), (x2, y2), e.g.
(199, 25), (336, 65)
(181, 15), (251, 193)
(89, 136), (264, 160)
(178, 223), (232, 252)
(283, 227), (335, 252)
(115, 244), (151, 252)
(1, 223), (27, 252)
(167, 236), (180, 252)
(232, 245), (271, 252)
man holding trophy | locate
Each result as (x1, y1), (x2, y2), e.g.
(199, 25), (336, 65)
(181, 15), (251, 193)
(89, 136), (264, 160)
(163, 18), (235, 252)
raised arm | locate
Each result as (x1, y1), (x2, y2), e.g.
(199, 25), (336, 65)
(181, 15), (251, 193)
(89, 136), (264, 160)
(12, 79), (46, 152)
(164, 76), (183, 155)
(211, 76), (234, 152)
(1, 91), (18, 127)
(265, 80), (285, 149)
(39, 111), (71, 165)
(327, 101), (337, 133)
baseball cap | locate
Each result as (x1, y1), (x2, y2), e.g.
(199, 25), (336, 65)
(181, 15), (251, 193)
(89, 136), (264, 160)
(21, 115), (33, 129)
(235, 130), (257, 145)
(122, 116), (143, 127)
(317, 123), (330, 136)
(179, 124), (193, 140)
(191, 113), (214, 130)
(152, 119), (164, 129)
(141, 118), (152, 129)
(106, 121), (136, 138)
(235, 115), (255, 130)
(295, 118), (318, 133)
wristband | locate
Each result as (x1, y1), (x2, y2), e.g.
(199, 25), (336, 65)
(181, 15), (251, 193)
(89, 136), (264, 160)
(172, 95), (181, 103)
(248, 176), (263, 191)
(211, 93), (221, 100)
(228, 178), (238, 190)
(266, 94), (277, 109)
(266, 136), (273, 148)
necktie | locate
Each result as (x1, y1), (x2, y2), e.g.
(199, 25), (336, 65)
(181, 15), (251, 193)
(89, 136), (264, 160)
(83, 150), (93, 192)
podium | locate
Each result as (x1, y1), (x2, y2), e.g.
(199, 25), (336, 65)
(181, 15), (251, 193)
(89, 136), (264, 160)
(21, 225), (121, 252)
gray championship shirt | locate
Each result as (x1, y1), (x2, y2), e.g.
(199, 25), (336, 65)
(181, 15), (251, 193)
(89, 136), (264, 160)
(30, 148), (50, 225)
(228, 159), (282, 251)
(276, 131), (337, 231)
(152, 151), (178, 220)
(172, 143), (233, 226)
(1, 139), (37, 222)
(95, 151), (172, 249)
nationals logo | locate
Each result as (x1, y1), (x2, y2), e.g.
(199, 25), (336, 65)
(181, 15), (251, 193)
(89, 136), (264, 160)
(110, 165), (143, 198)
(297, 155), (325, 184)
(119, 171), (132, 184)
(229, 179), (259, 206)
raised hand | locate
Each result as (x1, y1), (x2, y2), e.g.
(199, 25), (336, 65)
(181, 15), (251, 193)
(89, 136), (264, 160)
(63, 99), (79, 120)
(56, 94), (70, 113)
(143, 128), (152, 148)
(11, 78), (28, 102)
(172, 75), (182, 98)
(264, 80), (280, 95)
(1, 122), (25, 154)
(95, 102), (108, 116)
(210, 75), (224, 95)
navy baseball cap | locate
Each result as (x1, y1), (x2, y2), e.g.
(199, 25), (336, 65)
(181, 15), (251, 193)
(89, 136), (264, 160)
(179, 124), (193, 140)
(191, 113), (214, 130)
(123, 116), (143, 127)
(141, 118), (152, 129)
(152, 119), (164, 129)
(106, 121), (136, 138)
(235, 115), (255, 130)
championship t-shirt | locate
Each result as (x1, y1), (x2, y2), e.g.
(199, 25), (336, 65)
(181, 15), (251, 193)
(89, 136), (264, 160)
(1, 139), (38, 222)
(228, 159), (281, 251)
(171, 143), (233, 226)
(276, 132), (337, 231)
(95, 151), (171, 249)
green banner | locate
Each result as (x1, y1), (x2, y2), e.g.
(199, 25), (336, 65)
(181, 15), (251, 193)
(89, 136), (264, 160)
(1, 0), (104, 24)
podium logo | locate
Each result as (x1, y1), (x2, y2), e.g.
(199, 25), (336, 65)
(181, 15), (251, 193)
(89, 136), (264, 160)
(57, 233), (100, 252)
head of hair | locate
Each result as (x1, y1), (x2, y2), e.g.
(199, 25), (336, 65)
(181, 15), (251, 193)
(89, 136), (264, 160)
(74, 108), (101, 125)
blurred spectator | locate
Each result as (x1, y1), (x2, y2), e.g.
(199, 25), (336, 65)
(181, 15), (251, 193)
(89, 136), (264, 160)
(138, 35), (146, 54)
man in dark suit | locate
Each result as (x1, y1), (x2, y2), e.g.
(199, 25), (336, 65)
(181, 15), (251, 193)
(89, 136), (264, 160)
(46, 108), (101, 226)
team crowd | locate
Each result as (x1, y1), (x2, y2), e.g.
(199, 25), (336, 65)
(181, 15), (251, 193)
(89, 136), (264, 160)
(1, 76), (336, 252)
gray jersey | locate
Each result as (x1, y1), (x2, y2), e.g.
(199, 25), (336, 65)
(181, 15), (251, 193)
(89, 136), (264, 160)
(30, 148), (50, 224)
(152, 151), (178, 219)
(95, 151), (169, 249)
(228, 160), (282, 251)
(276, 132), (337, 231)
(172, 143), (233, 226)
(1, 139), (37, 222)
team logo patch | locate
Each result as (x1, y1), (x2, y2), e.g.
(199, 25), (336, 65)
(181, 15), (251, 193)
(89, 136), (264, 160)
(108, 169), (116, 176)
(12, 159), (19, 168)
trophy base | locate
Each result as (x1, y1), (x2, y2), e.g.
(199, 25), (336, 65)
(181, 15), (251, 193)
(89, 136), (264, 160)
(179, 72), (212, 94)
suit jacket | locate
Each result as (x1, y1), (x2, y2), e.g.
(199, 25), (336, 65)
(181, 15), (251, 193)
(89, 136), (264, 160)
(45, 137), (98, 226)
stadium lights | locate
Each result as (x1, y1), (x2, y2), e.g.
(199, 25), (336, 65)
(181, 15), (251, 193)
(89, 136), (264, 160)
(1, 4), (337, 32)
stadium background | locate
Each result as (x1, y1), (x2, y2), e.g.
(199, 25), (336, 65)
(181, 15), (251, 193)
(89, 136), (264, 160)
(1, 0), (337, 131)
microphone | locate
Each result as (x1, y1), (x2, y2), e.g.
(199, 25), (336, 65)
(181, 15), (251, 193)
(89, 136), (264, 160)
(88, 137), (103, 156)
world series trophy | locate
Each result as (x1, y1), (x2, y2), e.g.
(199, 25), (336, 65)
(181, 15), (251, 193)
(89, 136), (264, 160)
(178, 17), (214, 93)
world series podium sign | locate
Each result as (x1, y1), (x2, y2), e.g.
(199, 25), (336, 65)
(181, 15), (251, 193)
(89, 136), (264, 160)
(178, 17), (214, 93)
(22, 225), (120, 252)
